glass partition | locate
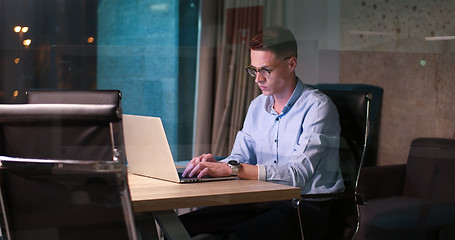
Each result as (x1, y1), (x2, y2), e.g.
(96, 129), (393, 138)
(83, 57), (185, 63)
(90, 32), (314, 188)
(0, 0), (198, 161)
(1, 0), (454, 164)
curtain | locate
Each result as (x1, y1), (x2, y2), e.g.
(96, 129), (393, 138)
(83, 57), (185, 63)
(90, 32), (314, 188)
(194, 0), (285, 157)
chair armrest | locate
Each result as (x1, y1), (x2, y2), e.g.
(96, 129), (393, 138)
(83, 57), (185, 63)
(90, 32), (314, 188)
(293, 189), (364, 210)
(358, 164), (406, 200)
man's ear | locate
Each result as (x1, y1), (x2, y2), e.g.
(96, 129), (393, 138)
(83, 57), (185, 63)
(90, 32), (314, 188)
(289, 56), (297, 71)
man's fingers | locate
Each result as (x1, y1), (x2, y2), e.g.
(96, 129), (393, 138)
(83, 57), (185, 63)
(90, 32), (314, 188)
(182, 162), (193, 177)
(189, 163), (205, 177)
(198, 167), (209, 178)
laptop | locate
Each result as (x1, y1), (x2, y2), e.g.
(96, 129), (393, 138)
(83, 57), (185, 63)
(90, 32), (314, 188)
(122, 114), (236, 183)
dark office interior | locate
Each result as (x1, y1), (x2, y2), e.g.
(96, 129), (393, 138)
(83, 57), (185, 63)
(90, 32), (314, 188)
(0, 0), (454, 239)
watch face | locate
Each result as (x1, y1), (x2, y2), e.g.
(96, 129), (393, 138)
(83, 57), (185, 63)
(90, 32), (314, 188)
(228, 160), (240, 166)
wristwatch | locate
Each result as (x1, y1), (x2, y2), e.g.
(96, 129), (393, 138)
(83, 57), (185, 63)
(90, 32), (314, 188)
(228, 160), (241, 177)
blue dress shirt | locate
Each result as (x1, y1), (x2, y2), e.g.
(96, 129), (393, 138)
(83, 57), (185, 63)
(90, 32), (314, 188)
(223, 78), (344, 194)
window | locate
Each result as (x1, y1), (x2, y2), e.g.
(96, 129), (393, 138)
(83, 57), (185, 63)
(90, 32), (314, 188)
(0, 0), (199, 161)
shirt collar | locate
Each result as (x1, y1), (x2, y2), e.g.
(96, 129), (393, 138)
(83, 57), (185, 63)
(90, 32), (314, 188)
(265, 77), (304, 115)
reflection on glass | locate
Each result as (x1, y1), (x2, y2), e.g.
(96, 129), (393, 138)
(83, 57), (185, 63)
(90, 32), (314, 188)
(22, 39), (31, 46)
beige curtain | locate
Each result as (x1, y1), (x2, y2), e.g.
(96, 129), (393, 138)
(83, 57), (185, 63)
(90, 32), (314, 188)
(194, 0), (285, 157)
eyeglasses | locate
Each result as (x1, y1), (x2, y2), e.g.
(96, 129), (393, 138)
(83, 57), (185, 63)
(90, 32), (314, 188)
(245, 57), (291, 78)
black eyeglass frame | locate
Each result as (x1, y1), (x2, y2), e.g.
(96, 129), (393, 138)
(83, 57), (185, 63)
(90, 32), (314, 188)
(245, 57), (291, 78)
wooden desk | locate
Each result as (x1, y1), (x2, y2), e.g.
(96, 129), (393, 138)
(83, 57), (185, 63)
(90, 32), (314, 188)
(129, 173), (301, 211)
(128, 173), (301, 239)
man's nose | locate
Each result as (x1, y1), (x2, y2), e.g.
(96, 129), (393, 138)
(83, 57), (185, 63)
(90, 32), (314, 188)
(255, 73), (265, 83)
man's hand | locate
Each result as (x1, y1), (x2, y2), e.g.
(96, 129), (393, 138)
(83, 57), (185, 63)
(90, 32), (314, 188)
(183, 153), (258, 180)
(182, 153), (231, 178)
(190, 153), (217, 163)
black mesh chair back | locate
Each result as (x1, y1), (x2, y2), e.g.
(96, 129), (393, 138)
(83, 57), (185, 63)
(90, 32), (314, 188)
(23, 90), (123, 161)
(0, 167), (130, 240)
(0, 99), (137, 240)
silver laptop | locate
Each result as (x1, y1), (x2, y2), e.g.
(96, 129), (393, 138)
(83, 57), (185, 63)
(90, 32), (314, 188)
(122, 114), (236, 183)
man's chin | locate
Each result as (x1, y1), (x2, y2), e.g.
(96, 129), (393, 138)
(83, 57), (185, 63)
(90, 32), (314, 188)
(261, 91), (272, 96)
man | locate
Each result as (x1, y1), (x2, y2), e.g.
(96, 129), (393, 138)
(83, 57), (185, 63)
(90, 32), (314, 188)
(181, 26), (344, 240)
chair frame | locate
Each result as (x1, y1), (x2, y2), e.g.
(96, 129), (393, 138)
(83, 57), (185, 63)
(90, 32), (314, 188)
(294, 91), (371, 240)
(26, 89), (122, 106)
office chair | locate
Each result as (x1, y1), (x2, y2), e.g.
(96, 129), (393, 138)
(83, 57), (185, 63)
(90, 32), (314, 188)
(357, 138), (455, 240)
(25, 89), (157, 238)
(314, 84), (383, 167)
(294, 89), (371, 240)
(23, 89), (124, 161)
(0, 102), (138, 240)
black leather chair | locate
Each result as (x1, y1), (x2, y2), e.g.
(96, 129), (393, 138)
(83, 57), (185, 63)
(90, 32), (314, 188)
(295, 89), (372, 240)
(356, 138), (455, 240)
(315, 84), (383, 167)
(0, 102), (138, 240)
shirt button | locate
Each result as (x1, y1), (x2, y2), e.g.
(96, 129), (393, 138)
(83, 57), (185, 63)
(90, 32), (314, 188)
(274, 161), (277, 164)
(274, 139), (277, 143)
